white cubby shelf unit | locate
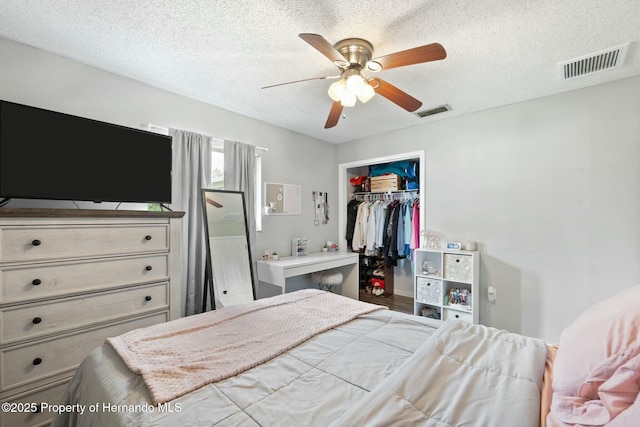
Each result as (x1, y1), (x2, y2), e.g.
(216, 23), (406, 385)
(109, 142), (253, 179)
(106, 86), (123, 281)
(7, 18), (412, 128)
(413, 248), (479, 326)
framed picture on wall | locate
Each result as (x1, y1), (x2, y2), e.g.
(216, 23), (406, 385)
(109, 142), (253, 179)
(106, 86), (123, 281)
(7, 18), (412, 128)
(264, 182), (301, 215)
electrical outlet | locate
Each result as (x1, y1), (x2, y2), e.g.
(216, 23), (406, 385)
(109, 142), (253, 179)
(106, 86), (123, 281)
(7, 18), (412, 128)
(488, 285), (497, 302)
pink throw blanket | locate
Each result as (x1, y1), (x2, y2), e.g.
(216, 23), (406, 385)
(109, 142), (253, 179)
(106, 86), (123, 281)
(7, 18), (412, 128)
(107, 289), (385, 404)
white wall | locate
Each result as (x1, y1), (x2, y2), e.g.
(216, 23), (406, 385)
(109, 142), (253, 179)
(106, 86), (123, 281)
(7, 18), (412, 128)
(0, 37), (340, 259)
(337, 76), (640, 342)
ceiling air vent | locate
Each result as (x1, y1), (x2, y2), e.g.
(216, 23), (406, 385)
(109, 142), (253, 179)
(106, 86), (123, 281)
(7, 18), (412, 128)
(416, 105), (450, 118)
(559, 43), (629, 80)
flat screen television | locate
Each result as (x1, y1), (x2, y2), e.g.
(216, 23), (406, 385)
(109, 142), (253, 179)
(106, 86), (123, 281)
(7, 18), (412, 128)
(0, 100), (172, 204)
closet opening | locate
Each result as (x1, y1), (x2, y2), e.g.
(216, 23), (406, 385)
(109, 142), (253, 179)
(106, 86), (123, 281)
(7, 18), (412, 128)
(338, 151), (425, 313)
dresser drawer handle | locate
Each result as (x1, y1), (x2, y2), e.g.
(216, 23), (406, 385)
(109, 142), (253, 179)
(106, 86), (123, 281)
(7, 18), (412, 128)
(32, 317), (42, 324)
(145, 235), (152, 241)
(145, 265), (153, 271)
(32, 279), (42, 286)
(31, 239), (42, 246)
(33, 357), (42, 365)
(145, 296), (152, 302)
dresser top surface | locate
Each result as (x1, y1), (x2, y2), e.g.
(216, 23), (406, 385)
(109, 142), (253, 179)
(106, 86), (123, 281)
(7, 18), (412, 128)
(0, 208), (184, 218)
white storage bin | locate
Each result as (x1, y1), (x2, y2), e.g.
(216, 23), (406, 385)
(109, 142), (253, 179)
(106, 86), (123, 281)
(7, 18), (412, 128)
(416, 277), (442, 305)
(444, 254), (473, 282)
(443, 308), (473, 323)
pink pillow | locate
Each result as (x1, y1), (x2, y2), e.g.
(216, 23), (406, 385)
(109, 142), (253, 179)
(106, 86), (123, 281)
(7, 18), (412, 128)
(549, 284), (640, 425)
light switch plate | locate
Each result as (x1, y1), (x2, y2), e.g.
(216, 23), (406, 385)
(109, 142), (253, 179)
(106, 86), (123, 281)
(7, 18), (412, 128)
(488, 285), (497, 302)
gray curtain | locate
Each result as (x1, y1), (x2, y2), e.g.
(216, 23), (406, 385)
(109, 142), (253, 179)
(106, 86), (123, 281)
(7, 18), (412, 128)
(223, 140), (257, 293)
(169, 128), (213, 316)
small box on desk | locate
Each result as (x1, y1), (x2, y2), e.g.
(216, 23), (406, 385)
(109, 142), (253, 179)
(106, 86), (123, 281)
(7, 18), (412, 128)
(370, 174), (402, 192)
(292, 237), (308, 257)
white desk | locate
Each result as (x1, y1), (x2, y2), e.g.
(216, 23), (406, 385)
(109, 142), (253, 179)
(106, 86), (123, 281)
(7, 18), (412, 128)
(257, 251), (359, 300)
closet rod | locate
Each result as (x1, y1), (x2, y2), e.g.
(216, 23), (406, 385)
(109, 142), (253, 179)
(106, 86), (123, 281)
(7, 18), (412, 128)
(142, 123), (268, 152)
(353, 190), (418, 202)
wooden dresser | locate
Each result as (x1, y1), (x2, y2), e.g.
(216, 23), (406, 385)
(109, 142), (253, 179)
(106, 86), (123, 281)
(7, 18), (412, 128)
(0, 208), (183, 427)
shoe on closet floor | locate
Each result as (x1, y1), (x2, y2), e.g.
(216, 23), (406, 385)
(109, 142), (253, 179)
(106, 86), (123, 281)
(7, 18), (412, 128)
(372, 268), (385, 277)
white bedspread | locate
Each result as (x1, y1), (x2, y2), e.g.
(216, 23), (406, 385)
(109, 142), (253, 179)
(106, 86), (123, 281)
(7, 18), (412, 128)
(330, 320), (548, 427)
(53, 298), (548, 427)
(53, 309), (436, 427)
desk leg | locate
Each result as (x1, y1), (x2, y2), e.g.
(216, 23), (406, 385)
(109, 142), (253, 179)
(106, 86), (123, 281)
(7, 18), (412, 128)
(339, 262), (359, 300)
(257, 280), (285, 298)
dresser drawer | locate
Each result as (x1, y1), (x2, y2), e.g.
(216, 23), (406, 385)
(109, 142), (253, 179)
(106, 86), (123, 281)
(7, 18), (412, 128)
(1, 283), (168, 344)
(0, 224), (168, 263)
(1, 379), (69, 427)
(0, 254), (169, 304)
(1, 312), (168, 393)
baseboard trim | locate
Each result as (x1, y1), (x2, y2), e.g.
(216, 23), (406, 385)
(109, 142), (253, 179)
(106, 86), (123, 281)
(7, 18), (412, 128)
(393, 289), (413, 299)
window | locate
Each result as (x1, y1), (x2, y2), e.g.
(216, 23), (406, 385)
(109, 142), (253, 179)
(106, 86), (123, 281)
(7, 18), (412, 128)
(210, 148), (224, 189)
(211, 146), (262, 231)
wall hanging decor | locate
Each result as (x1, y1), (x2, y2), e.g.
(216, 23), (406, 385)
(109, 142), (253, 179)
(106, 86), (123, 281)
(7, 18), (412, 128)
(264, 182), (301, 215)
(312, 191), (329, 225)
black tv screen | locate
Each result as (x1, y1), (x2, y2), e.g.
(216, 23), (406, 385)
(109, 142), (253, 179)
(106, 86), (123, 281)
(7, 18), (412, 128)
(0, 100), (172, 204)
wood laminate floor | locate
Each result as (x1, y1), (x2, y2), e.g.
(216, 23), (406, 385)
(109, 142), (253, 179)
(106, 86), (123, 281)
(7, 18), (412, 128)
(359, 290), (413, 315)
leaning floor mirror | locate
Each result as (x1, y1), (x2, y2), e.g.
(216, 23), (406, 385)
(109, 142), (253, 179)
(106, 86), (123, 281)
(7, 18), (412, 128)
(201, 189), (256, 311)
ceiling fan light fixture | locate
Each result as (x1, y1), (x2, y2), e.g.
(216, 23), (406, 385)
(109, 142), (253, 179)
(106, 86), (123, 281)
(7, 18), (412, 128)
(340, 92), (357, 107)
(357, 83), (375, 103)
(346, 73), (366, 92)
(328, 79), (347, 102)
(295, 33), (447, 129)
(330, 71), (376, 106)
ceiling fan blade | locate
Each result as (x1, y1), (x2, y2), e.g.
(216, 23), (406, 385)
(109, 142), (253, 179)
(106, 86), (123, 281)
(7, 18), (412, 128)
(372, 78), (423, 112)
(299, 33), (348, 65)
(261, 75), (339, 89)
(324, 101), (343, 129)
(370, 43), (446, 71)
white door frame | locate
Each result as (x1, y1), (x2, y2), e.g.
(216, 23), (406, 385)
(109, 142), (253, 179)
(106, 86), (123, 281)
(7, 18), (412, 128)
(338, 150), (426, 252)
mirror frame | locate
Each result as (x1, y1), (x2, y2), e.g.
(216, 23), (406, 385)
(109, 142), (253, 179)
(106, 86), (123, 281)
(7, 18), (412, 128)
(201, 189), (256, 311)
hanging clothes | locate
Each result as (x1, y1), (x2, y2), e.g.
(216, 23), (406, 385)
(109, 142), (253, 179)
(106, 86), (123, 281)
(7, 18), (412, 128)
(410, 200), (420, 250)
(403, 200), (413, 258)
(396, 202), (405, 257)
(345, 199), (360, 250)
(353, 201), (371, 251)
(364, 200), (379, 256)
(348, 193), (418, 260)
(383, 201), (404, 263)
(375, 201), (389, 250)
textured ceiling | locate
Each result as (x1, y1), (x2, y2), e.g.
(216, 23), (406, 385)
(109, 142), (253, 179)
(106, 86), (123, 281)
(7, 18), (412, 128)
(1, 0), (639, 144)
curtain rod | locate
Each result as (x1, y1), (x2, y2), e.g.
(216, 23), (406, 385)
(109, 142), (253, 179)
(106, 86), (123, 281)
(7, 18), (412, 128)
(142, 123), (268, 152)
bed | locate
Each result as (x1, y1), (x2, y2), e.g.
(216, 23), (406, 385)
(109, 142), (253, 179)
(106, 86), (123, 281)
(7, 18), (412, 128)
(51, 286), (640, 427)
